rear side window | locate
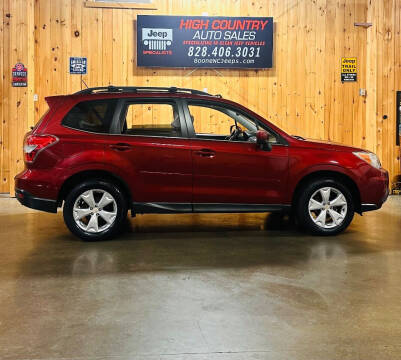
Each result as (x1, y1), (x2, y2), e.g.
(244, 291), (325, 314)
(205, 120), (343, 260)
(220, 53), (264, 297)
(62, 99), (118, 133)
(121, 102), (181, 137)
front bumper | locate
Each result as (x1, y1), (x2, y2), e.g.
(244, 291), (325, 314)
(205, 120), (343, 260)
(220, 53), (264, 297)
(15, 188), (57, 213)
(361, 202), (383, 212)
(359, 168), (389, 213)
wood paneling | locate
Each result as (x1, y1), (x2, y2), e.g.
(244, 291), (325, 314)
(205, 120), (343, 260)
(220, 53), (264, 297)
(1, 0), (401, 194)
(84, 1), (158, 10)
(1, 0), (35, 193)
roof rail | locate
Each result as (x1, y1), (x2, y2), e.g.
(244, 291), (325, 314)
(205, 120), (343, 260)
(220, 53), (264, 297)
(74, 85), (221, 97)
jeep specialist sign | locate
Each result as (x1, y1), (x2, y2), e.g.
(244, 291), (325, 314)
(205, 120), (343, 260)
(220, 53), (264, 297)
(137, 15), (273, 69)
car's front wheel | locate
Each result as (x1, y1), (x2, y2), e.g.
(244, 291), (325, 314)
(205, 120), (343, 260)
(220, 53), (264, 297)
(63, 180), (127, 241)
(296, 178), (354, 235)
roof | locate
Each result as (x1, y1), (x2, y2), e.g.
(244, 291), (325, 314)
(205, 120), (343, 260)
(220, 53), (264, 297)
(74, 85), (222, 98)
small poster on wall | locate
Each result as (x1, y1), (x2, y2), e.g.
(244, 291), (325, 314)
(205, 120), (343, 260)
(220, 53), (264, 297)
(12, 63), (27, 87)
(69, 57), (87, 74)
(137, 15), (274, 69)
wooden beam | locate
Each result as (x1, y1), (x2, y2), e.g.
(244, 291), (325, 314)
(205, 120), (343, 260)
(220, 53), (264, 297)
(84, 1), (157, 10)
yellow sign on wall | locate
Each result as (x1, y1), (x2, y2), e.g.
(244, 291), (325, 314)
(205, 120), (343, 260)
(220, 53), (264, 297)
(341, 57), (357, 82)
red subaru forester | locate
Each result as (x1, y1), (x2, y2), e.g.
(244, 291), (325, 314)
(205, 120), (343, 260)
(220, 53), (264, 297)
(15, 86), (389, 241)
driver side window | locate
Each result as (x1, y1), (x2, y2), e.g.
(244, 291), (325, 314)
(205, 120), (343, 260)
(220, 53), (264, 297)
(188, 104), (242, 137)
(187, 103), (277, 143)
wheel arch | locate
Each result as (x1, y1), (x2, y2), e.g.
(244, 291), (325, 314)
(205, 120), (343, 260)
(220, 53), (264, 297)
(57, 170), (132, 210)
(291, 170), (362, 213)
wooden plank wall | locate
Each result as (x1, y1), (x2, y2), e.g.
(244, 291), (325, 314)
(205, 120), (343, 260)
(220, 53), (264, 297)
(0, 0), (35, 194)
(1, 0), (401, 194)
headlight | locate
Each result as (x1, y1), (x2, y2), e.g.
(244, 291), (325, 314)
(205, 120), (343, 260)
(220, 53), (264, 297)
(353, 151), (381, 169)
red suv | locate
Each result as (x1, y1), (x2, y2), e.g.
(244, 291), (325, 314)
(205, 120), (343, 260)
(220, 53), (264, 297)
(15, 86), (389, 240)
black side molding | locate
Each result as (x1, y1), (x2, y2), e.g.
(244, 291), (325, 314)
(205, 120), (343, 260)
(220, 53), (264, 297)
(193, 203), (291, 213)
(132, 202), (291, 215)
(15, 189), (58, 213)
(133, 202), (192, 214)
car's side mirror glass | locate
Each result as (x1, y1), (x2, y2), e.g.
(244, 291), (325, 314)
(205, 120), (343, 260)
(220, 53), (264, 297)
(256, 130), (272, 151)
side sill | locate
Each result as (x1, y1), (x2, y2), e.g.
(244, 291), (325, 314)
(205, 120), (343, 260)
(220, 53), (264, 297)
(132, 202), (291, 215)
(193, 203), (291, 213)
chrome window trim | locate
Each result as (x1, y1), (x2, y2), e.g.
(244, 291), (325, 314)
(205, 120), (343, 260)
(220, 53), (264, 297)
(61, 124), (187, 140)
(188, 136), (288, 146)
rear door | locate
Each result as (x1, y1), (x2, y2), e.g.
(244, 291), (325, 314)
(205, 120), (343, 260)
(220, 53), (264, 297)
(183, 100), (289, 206)
(104, 98), (193, 207)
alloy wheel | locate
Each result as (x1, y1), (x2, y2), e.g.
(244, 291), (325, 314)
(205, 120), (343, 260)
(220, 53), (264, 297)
(73, 189), (117, 233)
(308, 186), (348, 229)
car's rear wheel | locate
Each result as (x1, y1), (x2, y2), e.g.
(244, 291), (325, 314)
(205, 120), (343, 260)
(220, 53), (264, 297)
(296, 178), (354, 235)
(63, 179), (127, 241)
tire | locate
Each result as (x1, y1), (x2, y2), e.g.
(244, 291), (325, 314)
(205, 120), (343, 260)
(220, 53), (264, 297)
(63, 179), (127, 241)
(296, 178), (354, 236)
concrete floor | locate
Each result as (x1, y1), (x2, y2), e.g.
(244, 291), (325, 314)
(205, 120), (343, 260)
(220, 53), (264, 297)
(1, 196), (401, 360)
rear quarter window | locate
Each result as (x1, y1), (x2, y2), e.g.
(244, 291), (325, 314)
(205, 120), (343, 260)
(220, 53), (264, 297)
(62, 99), (118, 133)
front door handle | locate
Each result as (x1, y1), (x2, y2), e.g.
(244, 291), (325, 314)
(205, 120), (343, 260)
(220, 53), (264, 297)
(194, 148), (216, 158)
(109, 143), (132, 151)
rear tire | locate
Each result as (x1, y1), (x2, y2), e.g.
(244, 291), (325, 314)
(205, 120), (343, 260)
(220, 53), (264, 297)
(63, 179), (127, 241)
(296, 178), (354, 235)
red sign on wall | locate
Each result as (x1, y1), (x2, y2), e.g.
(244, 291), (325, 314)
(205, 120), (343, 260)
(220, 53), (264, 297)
(12, 63), (27, 87)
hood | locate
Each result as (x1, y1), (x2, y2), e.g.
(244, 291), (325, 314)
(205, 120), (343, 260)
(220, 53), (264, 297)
(293, 136), (366, 153)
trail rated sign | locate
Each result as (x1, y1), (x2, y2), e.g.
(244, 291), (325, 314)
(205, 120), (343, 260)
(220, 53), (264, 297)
(341, 57), (357, 82)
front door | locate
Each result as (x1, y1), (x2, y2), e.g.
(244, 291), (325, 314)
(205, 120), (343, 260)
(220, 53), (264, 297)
(184, 101), (289, 206)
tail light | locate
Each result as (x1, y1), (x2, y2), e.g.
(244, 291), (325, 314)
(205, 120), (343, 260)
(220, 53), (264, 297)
(23, 134), (58, 163)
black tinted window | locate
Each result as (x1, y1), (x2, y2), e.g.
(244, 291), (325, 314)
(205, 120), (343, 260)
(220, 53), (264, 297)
(62, 99), (118, 133)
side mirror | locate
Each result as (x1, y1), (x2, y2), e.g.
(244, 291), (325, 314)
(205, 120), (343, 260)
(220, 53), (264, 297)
(256, 130), (272, 151)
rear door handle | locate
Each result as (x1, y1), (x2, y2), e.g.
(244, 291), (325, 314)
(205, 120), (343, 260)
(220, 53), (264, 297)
(109, 143), (132, 151)
(194, 148), (216, 158)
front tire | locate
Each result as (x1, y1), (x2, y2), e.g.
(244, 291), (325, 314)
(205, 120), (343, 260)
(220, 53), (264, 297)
(296, 178), (354, 235)
(63, 179), (127, 241)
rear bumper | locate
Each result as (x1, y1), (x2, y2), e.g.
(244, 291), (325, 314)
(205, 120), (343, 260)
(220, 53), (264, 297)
(14, 168), (59, 200)
(15, 188), (57, 213)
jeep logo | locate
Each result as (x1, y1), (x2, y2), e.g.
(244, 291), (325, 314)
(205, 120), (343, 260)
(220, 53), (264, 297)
(147, 29), (168, 38)
(142, 28), (173, 50)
